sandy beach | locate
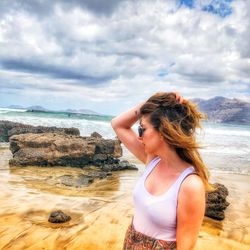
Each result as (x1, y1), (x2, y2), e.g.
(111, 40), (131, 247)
(0, 145), (249, 250)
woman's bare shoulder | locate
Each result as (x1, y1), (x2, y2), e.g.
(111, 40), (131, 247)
(180, 174), (205, 195)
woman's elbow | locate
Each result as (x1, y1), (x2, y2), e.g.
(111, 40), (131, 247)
(176, 237), (197, 250)
(111, 118), (117, 130)
(111, 117), (122, 131)
(177, 243), (195, 250)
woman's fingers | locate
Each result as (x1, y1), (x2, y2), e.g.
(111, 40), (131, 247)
(174, 92), (184, 103)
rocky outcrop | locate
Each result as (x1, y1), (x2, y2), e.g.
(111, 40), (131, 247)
(8, 132), (137, 171)
(205, 183), (229, 220)
(48, 210), (71, 223)
(192, 96), (250, 125)
(0, 120), (80, 142)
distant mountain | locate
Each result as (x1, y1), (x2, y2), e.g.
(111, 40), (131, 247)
(27, 106), (49, 112)
(1, 104), (104, 116)
(63, 109), (101, 115)
(192, 96), (250, 125)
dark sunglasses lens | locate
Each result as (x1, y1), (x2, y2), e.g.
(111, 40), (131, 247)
(138, 126), (143, 137)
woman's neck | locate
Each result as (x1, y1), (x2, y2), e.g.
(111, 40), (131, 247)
(156, 145), (189, 171)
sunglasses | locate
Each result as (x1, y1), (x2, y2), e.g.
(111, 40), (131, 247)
(138, 125), (146, 137)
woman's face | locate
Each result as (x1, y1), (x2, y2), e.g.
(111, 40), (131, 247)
(139, 116), (164, 155)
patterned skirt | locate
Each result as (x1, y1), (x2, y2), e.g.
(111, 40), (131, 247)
(123, 222), (176, 250)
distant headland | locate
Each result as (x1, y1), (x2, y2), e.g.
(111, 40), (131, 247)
(2, 96), (250, 125)
(192, 96), (250, 125)
(3, 105), (103, 116)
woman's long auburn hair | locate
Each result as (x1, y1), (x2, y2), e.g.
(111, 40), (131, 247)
(140, 92), (213, 191)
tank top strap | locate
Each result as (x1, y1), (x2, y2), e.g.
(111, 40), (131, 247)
(171, 166), (196, 199)
(143, 156), (161, 178)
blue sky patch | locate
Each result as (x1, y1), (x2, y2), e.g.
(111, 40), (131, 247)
(179, 0), (194, 8)
(157, 70), (169, 77)
(178, 0), (234, 17)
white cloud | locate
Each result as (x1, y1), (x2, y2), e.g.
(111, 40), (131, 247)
(0, 0), (249, 114)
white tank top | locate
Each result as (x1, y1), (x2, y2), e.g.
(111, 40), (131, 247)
(132, 156), (195, 241)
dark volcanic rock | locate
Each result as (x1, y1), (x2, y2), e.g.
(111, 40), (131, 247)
(48, 210), (71, 223)
(8, 132), (136, 172)
(0, 120), (80, 142)
(101, 160), (138, 171)
(91, 132), (102, 138)
(205, 183), (230, 220)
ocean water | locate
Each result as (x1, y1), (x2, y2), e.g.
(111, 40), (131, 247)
(0, 108), (249, 175)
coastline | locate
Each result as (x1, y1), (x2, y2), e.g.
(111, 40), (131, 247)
(0, 146), (249, 249)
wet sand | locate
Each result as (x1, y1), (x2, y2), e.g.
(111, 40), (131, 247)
(197, 172), (250, 249)
(0, 146), (249, 250)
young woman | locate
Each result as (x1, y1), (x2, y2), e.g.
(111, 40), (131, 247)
(111, 92), (212, 250)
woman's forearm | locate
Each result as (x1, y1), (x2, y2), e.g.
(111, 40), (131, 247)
(111, 102), (144, 130)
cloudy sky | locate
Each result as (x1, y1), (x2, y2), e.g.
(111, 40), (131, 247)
(0, 0), (249, 115)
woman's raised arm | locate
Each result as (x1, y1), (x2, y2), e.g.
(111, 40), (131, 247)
(111, 103), (147, 164)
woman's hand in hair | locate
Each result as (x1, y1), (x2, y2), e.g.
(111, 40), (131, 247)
(175, 92), (185, 104)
